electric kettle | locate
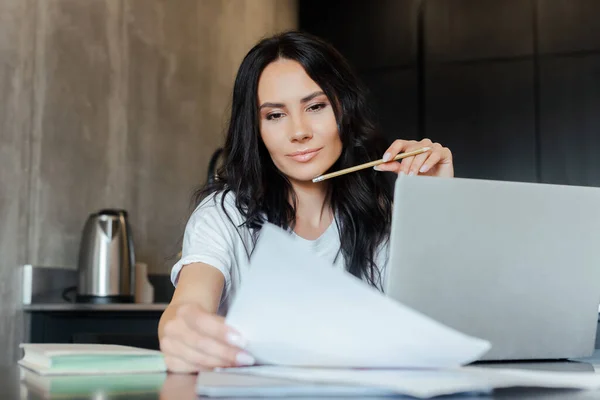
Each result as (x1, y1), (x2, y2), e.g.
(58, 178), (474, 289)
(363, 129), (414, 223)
(76, 209), (136, 303)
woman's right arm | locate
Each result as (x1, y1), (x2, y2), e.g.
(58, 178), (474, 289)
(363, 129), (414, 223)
(158, 263), (255, 373)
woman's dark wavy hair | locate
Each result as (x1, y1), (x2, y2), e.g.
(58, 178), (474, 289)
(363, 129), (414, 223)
(193, 30), (393, 288)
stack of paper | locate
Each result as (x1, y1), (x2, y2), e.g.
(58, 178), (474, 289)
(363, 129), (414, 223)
(18, 344), (167, 375)
(206, 365), (600, 398)
(196, 370), (399, 398)
(225, 223), (491, 368)
(195, 223), (600, 398)
(20, 367), (166, 398)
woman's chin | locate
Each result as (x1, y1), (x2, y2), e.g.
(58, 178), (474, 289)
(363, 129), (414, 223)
(288, 174), (321, 184)
(278, 160), (337, 184)
(284, 169), (327, 184)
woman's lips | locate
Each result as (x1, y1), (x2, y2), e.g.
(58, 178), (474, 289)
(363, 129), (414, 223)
(287, 148), (322, 163)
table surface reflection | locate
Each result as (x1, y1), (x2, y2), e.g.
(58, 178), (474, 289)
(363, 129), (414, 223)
(9, 351), (600, 400)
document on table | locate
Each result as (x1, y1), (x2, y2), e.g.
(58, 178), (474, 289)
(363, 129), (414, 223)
(209, 224), (600, 398)
(210, 365), (600, 399)
(196, 370), (400, 398)
(225, 223), (491, 368)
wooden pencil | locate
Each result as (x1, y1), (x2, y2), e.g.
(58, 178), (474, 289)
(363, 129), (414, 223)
(312, 147), (431, 183)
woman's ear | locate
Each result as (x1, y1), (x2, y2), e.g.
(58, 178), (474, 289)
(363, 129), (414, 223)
(207, 148), (224, 184)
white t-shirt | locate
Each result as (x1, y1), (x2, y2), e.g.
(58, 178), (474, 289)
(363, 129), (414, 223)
(170, 190), (389, 315)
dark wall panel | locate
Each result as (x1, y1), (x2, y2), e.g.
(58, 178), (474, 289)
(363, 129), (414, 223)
(360, 69), (420, 144)
(425, 0), (534, 62)
(299, 0), (600, 186)
(299, 0), (419, 70)
(539, 55), (600, 186)
(538, 0), (600, 54)
(425, 61), (537, 182)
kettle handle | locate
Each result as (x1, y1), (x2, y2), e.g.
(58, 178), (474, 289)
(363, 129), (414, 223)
(118, 210), (136, 271)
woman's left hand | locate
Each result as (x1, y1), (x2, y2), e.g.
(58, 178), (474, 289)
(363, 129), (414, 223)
(374, 138), (454, 178)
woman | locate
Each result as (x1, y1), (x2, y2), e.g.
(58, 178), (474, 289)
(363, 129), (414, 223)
(158, 31), (453, 373)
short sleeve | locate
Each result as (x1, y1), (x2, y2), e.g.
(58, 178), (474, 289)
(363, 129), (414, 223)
(170, 192), (239, 290)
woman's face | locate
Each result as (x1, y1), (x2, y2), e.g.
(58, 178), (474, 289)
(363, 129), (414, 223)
(257, 59), (343, 183)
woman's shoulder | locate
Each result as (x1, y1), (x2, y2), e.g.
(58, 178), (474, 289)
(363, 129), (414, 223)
(190, 189), (244, 224)
(194, 189), (237, 211)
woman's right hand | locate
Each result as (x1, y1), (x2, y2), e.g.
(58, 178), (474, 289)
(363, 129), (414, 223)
(160, 303), (255, 373)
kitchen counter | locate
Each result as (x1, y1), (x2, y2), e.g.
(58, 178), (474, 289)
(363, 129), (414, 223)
(24, 303), (167, 350)
(23, 303), (168, 312)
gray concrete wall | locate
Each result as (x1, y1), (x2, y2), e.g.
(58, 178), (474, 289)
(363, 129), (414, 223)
(0, 0), (297, 366)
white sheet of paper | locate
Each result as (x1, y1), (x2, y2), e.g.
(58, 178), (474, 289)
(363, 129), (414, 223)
(220, 365), (600, 398)
(196, 370), (398, 397)
(225, 223), (491, 368)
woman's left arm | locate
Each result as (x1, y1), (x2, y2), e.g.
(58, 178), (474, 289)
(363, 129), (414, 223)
(374, 138), (454, 178)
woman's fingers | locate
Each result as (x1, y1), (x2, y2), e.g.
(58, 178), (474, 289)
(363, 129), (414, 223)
(375, 139), (413, 173)
(375, 138), (453, 177)
(179, 304), (254, 364)
(399, 139), (432, 174)
(162, 355), (200, 374)
(381, 139), (413, 163)
(417, 147), (443, 175)
(404, 151), (431, 175)
(161, 336), (228, 370)
(408, 142), (442, 175)
(179, 304), (240, 347)
(420, 146), (453, 177)
(174, 322), (250, 366)
(161, 303), (255, 373)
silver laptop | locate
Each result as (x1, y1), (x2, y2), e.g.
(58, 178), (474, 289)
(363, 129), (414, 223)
(384, 175), (600, 361)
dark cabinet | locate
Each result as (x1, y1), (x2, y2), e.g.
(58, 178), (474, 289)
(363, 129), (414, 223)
(299, 0), (419, 70)
(299, 0), (600, 187)
(26, 307), (165, 350)
(539, 54), (600, 186)
(424, 0), (534, 62)
(538, 0), (600, 55)
(425, 61), (537, 182)
(360, 68), (420, 144)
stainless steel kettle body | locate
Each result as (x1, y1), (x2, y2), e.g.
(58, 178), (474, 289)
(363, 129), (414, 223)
(76, 209), (135, 303)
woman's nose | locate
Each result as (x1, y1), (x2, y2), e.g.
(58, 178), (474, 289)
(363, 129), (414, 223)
(290, 116), (313, 142)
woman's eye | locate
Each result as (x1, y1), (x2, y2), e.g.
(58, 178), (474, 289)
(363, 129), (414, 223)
(307, 103), (326, 112)
(266, 112), (284, 121)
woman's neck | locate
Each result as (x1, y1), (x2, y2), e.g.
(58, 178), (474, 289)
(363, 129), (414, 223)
(289, 180), (333, 238)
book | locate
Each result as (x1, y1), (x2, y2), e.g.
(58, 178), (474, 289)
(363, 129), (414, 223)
(18, 343), (167, 375)
(20, 367), (166, 399)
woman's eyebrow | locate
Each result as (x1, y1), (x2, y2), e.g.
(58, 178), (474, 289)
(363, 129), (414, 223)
(259, 101), (285, 110)
(259, 91), (325, 110)
(300, 91), (325, 103)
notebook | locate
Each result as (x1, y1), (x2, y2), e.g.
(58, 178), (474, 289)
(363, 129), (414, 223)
(18, 343), (167, 375)
(20, 367), (166, 398)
